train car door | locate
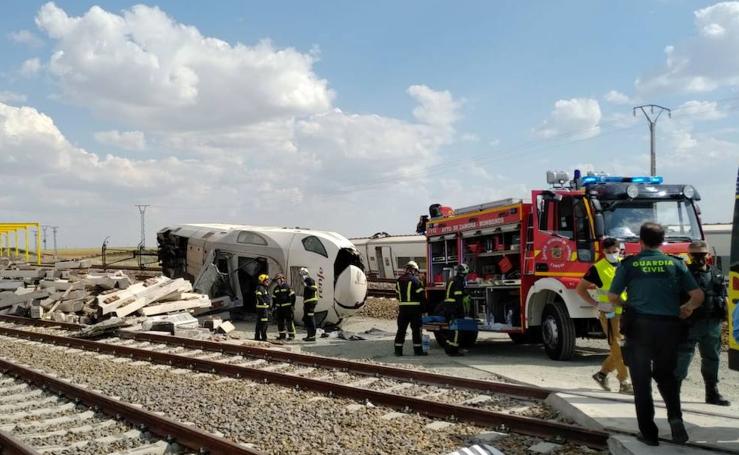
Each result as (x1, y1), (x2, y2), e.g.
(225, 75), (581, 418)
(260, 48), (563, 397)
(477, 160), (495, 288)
(377, 246), (394, 278)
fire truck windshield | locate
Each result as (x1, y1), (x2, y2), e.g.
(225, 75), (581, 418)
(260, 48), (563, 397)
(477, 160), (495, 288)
(602, 199), (701, 242)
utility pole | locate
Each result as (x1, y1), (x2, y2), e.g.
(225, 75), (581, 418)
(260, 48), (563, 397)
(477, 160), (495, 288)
(42, 225), (48, 252)
(50, 226), (59, 261)
(633, 104), (671, 176)
(135, 204), (150, 249)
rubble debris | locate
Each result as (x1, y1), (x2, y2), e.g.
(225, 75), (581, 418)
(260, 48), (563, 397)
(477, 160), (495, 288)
(217, 321), (236, 334)
(0, 262), (213, 329)
(54, 259), (93, 270)
(142, 312), (200, 333)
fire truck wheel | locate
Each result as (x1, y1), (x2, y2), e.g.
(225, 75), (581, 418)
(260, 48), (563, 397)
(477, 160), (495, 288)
(541, 301), (576, 360)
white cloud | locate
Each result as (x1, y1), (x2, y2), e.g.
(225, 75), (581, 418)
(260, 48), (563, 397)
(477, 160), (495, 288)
(459, 133), (479, 143)
(8, 30), (43, 47)
(675, 100), (726, 121)
(0, 91), (27, 103)
(636, 2), (739, 93)
(534, 98), (602, 140)
(407, 84), (460, 128)
(34, 2), (334, 130)
(94, 130), (147, 151)
(604, 90), (634, 105)
(19, 58), (41, 76)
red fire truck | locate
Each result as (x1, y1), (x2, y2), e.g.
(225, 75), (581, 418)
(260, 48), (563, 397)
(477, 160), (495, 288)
(423, 170), (704, 360)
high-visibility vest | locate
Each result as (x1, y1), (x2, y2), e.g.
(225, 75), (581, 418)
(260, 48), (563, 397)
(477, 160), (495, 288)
(396, 278), (424, 306)
(593, 258), (627, 315)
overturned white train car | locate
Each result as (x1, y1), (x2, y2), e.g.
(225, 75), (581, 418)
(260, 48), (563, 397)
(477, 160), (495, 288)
(350, 233), (426, 279)
(157, 224), (367, 327)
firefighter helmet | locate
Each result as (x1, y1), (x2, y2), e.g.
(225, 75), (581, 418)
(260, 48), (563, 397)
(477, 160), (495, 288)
(405, 260), (419, 271)
(298, 267), (310, 277)
(456, 264), (469, 276)
(258, 274), (269, 284)
(274, 273), (286, 281)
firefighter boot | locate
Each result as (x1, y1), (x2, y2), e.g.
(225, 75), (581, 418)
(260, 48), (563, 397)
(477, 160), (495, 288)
(705, 382), (730, 406)
(394, 346), (403, 356)
(413, 346), (427, 356)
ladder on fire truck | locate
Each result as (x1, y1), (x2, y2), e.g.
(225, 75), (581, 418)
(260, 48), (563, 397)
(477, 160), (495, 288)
(523, 212), (536, 275)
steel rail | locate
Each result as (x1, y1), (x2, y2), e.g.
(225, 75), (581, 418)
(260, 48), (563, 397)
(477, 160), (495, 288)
(118, 330), (550, 399)
(0, 326), (608, 448)
(0, 429), (40, 455)
(0, 314), (549, 399)
(0, 356), (261, 455)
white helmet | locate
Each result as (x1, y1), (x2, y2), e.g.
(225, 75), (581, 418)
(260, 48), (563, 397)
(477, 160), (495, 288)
(298, 267), (310, 277)
(405, 261), (419, 271)
(456, 264), (469, 276)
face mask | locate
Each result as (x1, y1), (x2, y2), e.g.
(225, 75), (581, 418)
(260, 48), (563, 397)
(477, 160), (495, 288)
(605, 253), (620, 263)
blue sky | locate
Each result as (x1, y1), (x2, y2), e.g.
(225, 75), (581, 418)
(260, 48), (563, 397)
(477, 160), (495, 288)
(0, 1), (735, 247)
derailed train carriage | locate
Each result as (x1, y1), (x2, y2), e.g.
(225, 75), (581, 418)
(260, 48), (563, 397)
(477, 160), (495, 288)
(157, 224), (368, 327)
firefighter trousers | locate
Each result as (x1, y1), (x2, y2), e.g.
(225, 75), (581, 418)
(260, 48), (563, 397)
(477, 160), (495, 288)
(675, 318), (722, 384)
(275, 307), (296, 339)
(394, 307), (423, 354)
(303, 302), (317, 338)
(254, 309), (269, 341)
(598, 313), (628, 382)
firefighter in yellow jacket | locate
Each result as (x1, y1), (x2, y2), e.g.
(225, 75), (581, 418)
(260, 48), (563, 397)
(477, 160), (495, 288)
(576, 237), (632, 394)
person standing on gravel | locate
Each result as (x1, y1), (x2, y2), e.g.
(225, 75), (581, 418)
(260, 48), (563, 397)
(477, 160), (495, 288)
(272, 273), (296, 340)
(299, 267), (318, 342)
(608, 222), (703, 446)
(575, 237), (632, 394)
(254, 274), (271, 342)
(394, 261), (427, 356)
(675, 240), (730, 406)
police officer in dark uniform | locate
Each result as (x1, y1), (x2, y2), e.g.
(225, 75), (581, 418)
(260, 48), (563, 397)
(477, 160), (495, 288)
(437, 264), (468, 357)
(609, 222), (704, 446)
(299, 267), (318, 342)
(394, 261), (427, 356)
(271, 273), (296, 340)
(254, 274), (271, 341)
(675, 240), (730, 406)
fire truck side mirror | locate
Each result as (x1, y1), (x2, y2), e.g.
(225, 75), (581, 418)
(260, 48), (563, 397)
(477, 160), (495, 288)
(594, 213), (605, 238)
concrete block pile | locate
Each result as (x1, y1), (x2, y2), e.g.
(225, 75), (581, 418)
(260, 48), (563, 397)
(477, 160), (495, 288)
(0, 260), (212, 326)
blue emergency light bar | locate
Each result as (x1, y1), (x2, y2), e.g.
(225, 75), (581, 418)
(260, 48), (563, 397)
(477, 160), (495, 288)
(580, 175), (663, 185)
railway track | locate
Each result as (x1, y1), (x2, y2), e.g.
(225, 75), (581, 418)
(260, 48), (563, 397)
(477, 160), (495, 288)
(0, 357), (258, 455)
(0, 316), (609, 450)
(366, 288), (397, 298)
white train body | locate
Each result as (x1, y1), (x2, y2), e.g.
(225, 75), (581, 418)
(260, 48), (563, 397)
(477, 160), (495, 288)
(158, 224), (367, 326)
(350, 234), (426, 279)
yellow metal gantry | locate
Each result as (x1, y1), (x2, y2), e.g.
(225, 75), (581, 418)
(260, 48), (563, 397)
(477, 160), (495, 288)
(0, 223), (42, 264)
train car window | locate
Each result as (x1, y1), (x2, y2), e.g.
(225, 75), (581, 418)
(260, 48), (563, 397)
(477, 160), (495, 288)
(236, 231), (268, 245)
(302, 236), (328, 257)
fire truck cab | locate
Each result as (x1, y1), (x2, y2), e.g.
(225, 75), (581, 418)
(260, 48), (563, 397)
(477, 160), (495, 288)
(423, 170), (704, 360)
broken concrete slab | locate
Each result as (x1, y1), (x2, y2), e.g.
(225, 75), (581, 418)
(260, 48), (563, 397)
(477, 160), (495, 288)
(0, 280), (24, 291)
(139, 295), (211, 316)
(141, 312), (199, 332)
(217, 321), (235, 334)
(0, 269), (45, 279)
(54, 259), (93, 270)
